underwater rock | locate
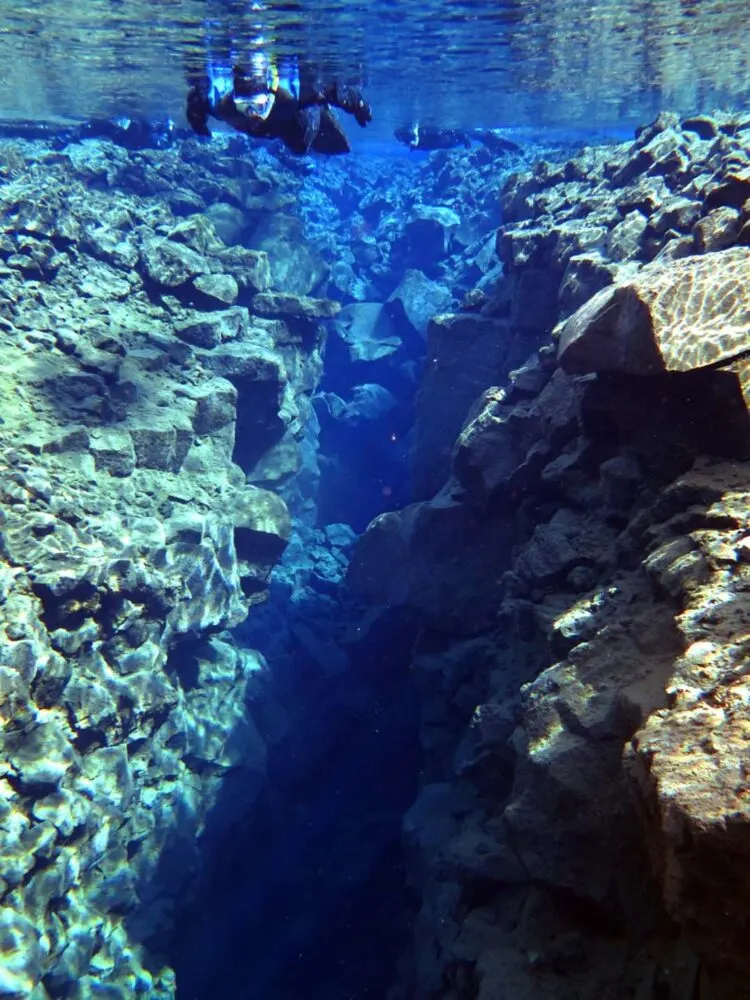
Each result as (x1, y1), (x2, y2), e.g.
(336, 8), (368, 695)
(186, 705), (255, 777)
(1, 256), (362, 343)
(8, 108), (750, 1000)
(516, 507), (616, 586)
(396, 205), (461, 267)
(625, 462), (750, 997)
(167, 215), (226, 256)
(252, 291), (341, 320)
(606, 209), (648, 261)
(348, 486), (514, 634)
(693, 205), (741, 252)
(174, 306), (248, 348)
(318, 384), (399, 427)
(214, 245), (271, 294)
(386, 268), (452, 338)
(331, 302), (401, 363)
(192, 272), (240, 305)
(248, 212), (329, 296)
(558, 246), (750, 376)
(203, 201), (251, 245)
(140, 235), (210, 286)
(379, 115), (750, 1000)
(0, 139), (311, 999)
(89, 427), (136, 477)
(413, 313), (528, 500)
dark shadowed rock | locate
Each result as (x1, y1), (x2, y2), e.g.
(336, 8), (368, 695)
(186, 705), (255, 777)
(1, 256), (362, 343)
(347, 487), (513, 634)
(413, 313), (526, 499)
(453, 369), (583, 507)
(395, 205), (461, 268)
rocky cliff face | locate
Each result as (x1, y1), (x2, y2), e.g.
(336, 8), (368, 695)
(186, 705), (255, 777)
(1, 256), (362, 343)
(5, 109), (750, 1000)
(351, 112), (750, 999)
(0, 135), (334, 998)
(0, 126), (529, 1000)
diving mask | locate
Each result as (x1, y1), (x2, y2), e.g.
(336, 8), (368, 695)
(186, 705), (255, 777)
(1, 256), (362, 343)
(235, 90), (276, 121)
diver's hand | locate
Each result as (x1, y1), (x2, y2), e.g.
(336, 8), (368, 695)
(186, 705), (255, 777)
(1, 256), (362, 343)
(354, 98), (372, 127)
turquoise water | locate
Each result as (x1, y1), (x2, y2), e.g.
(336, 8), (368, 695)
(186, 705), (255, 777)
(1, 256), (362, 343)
(2, 0), (750, 132)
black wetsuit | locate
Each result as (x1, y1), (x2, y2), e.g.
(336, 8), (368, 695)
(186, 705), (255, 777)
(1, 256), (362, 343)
(394, 125), (471, 151)
(394, 125), (523, 155)
(187, 68), (372, 154)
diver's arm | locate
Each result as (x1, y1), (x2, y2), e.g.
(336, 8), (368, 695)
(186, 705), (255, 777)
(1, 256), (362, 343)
(324, 82), (372, 126)
(186, 85), (212, 137)
(301, 81), (372, 127)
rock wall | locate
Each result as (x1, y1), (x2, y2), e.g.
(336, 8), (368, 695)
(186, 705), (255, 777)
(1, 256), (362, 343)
(0, 126), (528, 1000)
(0, 135), (335, 997)
(351, 112), (750, 999)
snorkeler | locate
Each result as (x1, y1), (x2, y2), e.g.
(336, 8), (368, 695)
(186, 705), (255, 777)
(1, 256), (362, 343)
(394, 123), (523, 155)
(186, 56), (372, 154)
(394, 124), (472, 151)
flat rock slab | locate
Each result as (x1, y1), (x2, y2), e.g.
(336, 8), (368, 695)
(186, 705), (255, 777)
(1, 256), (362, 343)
(252, 292), (341, 320)
(333, 302), (401, 363)
(387, 268), (452, 337)
(558, 246), (750, 375)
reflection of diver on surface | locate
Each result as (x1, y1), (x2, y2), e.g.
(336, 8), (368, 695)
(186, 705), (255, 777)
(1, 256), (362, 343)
(395, 123), (522, 154)
(186, 55), (372, 154)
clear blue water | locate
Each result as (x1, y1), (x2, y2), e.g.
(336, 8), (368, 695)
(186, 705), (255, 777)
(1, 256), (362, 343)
(2, 3), (750, 999)
(2, 0), (750, 134)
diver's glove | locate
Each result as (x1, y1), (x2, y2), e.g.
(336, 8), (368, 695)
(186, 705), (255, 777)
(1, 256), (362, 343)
(353, 95), (373, 127)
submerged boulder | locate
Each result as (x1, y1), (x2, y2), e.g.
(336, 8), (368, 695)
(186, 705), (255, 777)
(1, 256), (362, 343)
(558, 246), (750, 376)
(413, 313), (527, 499)
(387, 268), (452, 337)
(332, 302), (401, 363)
(140, 235), (210, 286)
(248, 213), (328, 296)
(394, 205), (461, 268)
(252, 292), (341, 320)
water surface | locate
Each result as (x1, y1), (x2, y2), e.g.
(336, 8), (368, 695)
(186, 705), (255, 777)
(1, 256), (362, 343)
(2, 1), (750, 138)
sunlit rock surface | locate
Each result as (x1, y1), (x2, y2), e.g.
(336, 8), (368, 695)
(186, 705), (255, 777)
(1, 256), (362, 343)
(0, 135), (325, 998)
(559, 246), (750, 376)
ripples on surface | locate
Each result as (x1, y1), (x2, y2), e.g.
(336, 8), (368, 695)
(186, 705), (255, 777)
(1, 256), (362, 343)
(1, 0), (750, 132)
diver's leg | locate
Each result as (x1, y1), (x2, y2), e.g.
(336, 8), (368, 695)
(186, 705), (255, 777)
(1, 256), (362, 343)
(312, 107), (351, 154)
(298, 105), (321, 153)
(186, 81), (212, 136)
